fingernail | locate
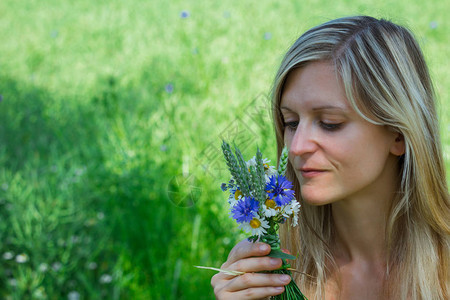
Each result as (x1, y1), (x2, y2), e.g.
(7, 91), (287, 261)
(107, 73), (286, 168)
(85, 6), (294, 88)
(259, 244), (269, 252)
(274, 286), (284, 291)
(270, 258), (280, 265)
(280, 275), (291, 283)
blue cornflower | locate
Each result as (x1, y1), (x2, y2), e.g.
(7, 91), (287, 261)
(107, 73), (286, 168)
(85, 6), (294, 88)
(231, 197), (259, 223)
(165, 83), (174, 93)
(180, 11), (190, 18)
(266, 175), (295, 206)
(263, 32), (272, 40)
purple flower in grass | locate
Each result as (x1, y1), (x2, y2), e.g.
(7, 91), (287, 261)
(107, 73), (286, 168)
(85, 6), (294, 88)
(221, 183), (228, 191)
(231, 197), (259, 223)
(266, 175), (295, 206)
(180, 11), (190, 18)
(165, 83), (174, 93)
(264, 32), (272, 40)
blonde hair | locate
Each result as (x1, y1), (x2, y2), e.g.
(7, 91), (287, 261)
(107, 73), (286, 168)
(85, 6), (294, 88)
(272, 16), (449, 299)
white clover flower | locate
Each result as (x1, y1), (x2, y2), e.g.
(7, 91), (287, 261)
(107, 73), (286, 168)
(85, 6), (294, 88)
(87, 262), (97, 270)
(8, 278), (17, 286)
(16, 253), (29, 263)
(33, 287), (45, 298)
(238, 214), (270, 236)
(70, 235), (80, 244)
(68, 291), (80, 300)
(97, 211), (105, 220)
(99, 274), (112, 284)
(52, 262), (62, 271)
(74, 166), (86, 176)
(3, 251), (13, 260)
(39, 263), (48, 272)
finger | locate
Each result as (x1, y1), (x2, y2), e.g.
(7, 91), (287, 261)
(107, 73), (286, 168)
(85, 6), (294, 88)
(211, 271), (241, 289)
(211, 272), (226, 288)
(223, 240), (271, 268)
(212, 257), (284, 292)
(226, 273), (291, 292)
(281, 248), (292, 255)
(223, 286), (285, 299)
(228, 256), (283, 273)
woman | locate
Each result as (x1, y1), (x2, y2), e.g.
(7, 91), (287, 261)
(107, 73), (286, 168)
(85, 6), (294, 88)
(211, 16), (449, 299)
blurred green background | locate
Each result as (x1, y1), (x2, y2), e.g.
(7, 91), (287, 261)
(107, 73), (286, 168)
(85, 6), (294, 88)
(0, 0), (448, 299)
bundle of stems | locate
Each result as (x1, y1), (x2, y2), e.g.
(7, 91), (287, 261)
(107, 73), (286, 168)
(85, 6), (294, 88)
(260, 234), (307, 300)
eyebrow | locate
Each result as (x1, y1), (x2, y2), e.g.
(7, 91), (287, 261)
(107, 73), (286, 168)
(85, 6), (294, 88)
(280, 105), (348, 112)
(312, 105), (348, 112)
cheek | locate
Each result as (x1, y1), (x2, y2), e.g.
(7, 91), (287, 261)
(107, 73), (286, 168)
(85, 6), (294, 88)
(335, 134), (391, 180)
(284, 129), (294, 148)
(284, 130), (295, 162)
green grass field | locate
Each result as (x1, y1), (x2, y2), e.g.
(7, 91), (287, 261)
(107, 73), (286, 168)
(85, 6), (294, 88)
(0, 0), (448, 299)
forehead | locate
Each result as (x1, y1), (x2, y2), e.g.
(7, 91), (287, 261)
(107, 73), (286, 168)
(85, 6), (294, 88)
(280, 61), (350, 112)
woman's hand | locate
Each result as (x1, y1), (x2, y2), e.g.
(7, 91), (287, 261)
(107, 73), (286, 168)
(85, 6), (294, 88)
(211, 239), (292, 299)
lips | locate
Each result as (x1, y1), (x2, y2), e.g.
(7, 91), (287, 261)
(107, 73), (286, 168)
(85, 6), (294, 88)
(299, 168), (326, 178)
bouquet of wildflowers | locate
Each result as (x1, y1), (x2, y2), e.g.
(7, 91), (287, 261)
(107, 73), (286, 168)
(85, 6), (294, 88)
(219, 141), (307, 299)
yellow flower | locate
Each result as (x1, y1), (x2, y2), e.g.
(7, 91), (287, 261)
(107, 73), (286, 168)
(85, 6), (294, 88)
(265, 199), (276, 209)
(250, 218), (261, 228)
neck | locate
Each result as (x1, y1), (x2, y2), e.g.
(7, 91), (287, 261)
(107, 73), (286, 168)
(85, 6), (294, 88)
(331, 198), (389, 263)
(331, 159), (399, 264)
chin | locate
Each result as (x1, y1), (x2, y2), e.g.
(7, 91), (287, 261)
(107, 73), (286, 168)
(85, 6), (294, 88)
(300, 186), (336, 206)
(302, 197), (333, 206)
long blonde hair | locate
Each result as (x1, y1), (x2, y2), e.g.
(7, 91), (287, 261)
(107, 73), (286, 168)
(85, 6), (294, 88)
(272, 16), (449, 299)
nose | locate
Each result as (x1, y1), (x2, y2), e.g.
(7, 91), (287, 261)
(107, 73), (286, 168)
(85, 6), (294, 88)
(289, 123), (318, 157)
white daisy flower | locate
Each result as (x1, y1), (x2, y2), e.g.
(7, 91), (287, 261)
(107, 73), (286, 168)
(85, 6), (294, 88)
(283, 200), (300, 227)
(238, 215), (270, 236)
(262, 198), (279, 218)
(245, 156), (257, 168)
(264, 164), (277, 177)
(247, 157), (273, 172)
(247, 156), (277, 182)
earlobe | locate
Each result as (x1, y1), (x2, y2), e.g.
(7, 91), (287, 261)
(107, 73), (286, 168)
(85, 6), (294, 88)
(390, 133), (405, 156)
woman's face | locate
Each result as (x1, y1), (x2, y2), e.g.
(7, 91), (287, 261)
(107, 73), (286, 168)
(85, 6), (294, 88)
(280, 61), (402, 206)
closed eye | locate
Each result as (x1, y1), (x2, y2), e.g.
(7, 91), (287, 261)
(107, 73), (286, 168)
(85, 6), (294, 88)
(283, 121), (298, 132)
(319, 121), (342, 131)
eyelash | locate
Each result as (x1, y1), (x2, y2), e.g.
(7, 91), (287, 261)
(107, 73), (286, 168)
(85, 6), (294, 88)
(284, 121), (298, 132)
(320, 122), (342, 131)
(283, 121), (342, 132)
